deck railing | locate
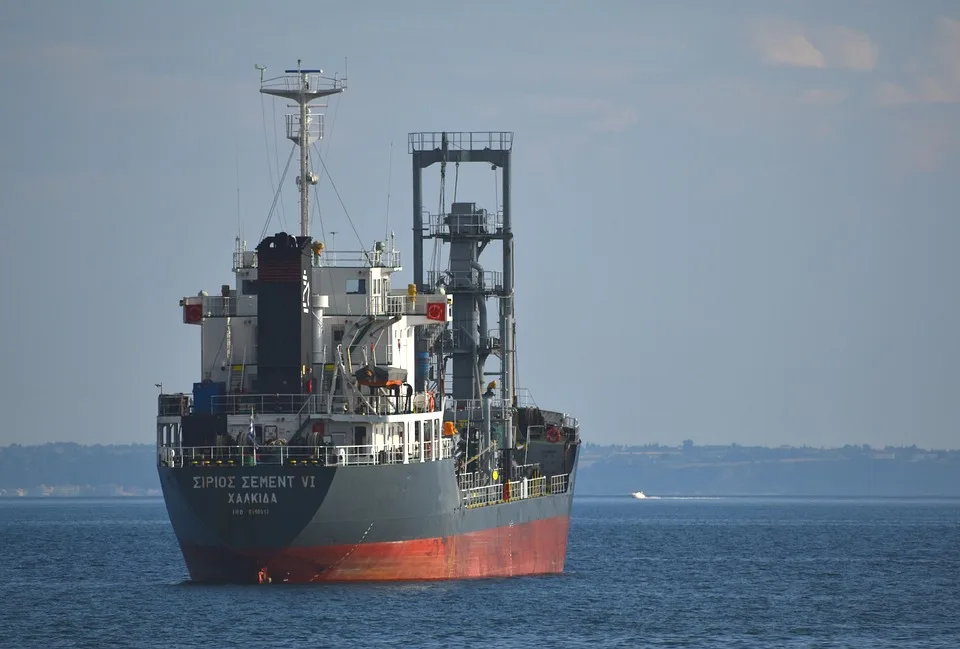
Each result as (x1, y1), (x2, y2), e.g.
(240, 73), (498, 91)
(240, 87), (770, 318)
(550, 474), (569, 494)
(312, 249), (401, 268)
(206, 393), (441, 417)
(408, 131), (514, 153)
(457, 471), (484, 491)
(510, 463), (541, 480)
(445, 398), (511, 415)
(158, 440), (454, 468)
(459, 473), (569, 508)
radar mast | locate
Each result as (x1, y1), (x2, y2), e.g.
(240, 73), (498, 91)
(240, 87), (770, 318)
(259, 60), (346, 238)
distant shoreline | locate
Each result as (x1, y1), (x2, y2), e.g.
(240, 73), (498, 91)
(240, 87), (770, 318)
(4, 443), (959, 498)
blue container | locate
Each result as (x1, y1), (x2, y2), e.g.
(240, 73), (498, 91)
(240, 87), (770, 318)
(193, 381), (226, 414)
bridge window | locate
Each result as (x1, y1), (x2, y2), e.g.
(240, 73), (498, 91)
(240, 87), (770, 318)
(346, 278), (367, 295)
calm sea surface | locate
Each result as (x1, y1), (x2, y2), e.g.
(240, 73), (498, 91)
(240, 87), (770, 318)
(1, 496), (958, 648)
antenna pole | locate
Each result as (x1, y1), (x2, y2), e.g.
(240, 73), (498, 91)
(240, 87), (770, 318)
(385, 140), (394, 241)
(297, 60), (310, 238)
(236, 155), (241, 240)
(260, 60), (346, 239)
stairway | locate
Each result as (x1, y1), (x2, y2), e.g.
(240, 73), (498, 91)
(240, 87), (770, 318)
(228, 364), (244, 392)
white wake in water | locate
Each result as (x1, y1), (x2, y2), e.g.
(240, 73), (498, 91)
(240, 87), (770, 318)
(629, 493), (726, 501)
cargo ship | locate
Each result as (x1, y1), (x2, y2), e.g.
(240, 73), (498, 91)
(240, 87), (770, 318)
(156, 62), (581, 583)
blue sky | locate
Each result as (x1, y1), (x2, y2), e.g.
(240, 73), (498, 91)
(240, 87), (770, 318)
(1, 1), (958, 449)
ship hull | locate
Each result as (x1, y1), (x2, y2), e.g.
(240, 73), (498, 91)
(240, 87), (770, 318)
(178, 514), (570, 583)
(159, 449), (578, 583)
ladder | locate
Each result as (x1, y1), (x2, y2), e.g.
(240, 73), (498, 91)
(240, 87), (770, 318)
(229, 365), (244, 392)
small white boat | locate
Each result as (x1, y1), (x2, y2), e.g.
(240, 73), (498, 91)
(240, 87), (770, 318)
(631, 491), (647, 499)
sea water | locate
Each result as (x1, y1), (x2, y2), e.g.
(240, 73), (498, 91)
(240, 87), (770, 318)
(1, 496), (958, 648)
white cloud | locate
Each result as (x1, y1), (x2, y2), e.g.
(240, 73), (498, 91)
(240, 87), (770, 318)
(817, 26), (879, 71)
(751, 20), (826, 68)
(875, 17), (960, 104)
(750, 20), (877, 71)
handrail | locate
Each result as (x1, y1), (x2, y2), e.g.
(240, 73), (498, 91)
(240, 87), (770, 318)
(158, 440), (455, 468)
(459, 472), (569, 508)
(295, 395), (316, 430)
(445, 398), (511, 414)
(376, 293), (447, 317)
(515, 388), (537, 408)
(312, 250), (400, 268)
(408, 131), (514, 153)
(426, 269), (504, 293)
(207, 393), (442, 416)
(510, 463), (541, 479)
(426, 211), (503, 237)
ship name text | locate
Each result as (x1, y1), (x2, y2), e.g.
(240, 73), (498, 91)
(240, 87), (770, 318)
(191, 474), (317, 513)
(192, 475), (315, 490)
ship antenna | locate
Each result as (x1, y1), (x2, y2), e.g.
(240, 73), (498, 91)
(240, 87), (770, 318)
(260, 60), (346, 238)
(235, 154), (242, 242)
(384, 140), (394, 242)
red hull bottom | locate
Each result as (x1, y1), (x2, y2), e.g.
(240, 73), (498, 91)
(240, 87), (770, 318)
(182, 515), (571, 583)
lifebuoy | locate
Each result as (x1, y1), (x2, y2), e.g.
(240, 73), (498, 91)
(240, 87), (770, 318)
(546, 426), (561, 443)
(426, 302), (446, 321)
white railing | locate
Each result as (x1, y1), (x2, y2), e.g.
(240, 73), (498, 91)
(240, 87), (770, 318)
(285, 112), (322, 144)
(550, 474), (569, 494)
(158, 440), (454, 469)
(427, 269), (504, 293)
(426, 211), (503, 237)
(313, 250), (401, 268)
(232, 250), (257, 270)
(526, 476), (548, 498)
(462, 482), (509, 508)
(408, 131), (514, 153)
(209, 393), (441, 417)
(446, 398), (511, 415)
(511, 463), (541, 479)
(376, 293), (447, 318)
(459, 473), (568, 509)
(515, 388), (537, 408)
(212, 394), (311, 415)
(457, 471), (484, 491)
(260, 72), (346, 95)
